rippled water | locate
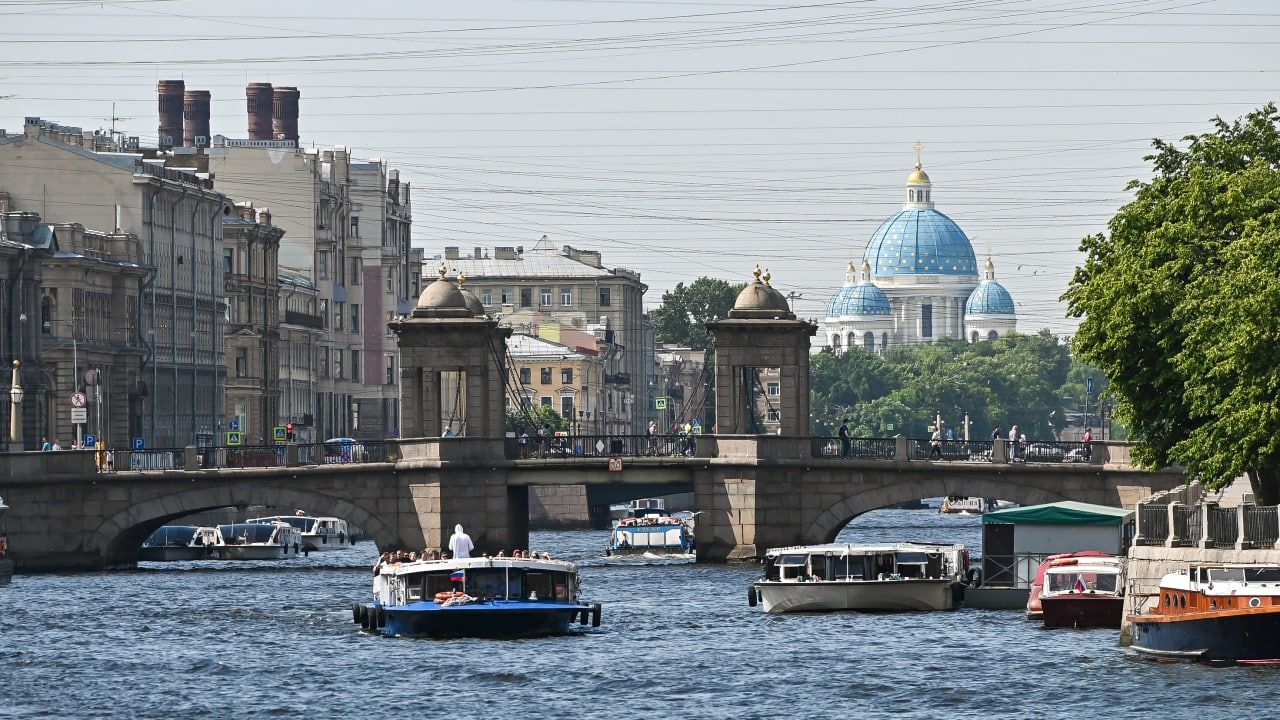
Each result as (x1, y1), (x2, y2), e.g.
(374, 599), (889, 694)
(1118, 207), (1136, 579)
(2, 508), (1278, 719)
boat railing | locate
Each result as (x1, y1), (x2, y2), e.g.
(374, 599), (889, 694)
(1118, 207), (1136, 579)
(979, 552), (1053, 588)
(1126, 576), (1164, 615)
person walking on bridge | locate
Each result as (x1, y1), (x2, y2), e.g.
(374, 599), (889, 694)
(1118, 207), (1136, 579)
(449, 524), (474, 559)
(838, 418), (851, 458)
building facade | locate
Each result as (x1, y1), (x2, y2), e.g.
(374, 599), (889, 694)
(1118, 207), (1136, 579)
(823, 154), (1017, 353)
(278, 274), (323, 443)
(0, 202), (46, 451)
(507, 333), (605, 435)
(222, 204), (284, 445)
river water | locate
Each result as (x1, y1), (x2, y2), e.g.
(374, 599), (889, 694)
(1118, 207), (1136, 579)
(2, 508), (1277, 719)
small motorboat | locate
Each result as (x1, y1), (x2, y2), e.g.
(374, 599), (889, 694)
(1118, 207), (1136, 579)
(1026, 551), (1116, 621)
(1129, 564), (1280, 663)
(749, 542), (970, 613)
(354, 554), (601, 639)
(138, 525), (218, 562)
(0, 495), (11, 586)
(1037, 554), (1125, 628)
(248, 514), (354, 553)
(214, 522), (303, 560)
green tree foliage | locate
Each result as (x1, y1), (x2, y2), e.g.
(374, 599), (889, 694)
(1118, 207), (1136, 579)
(505, 404), (568, 434)
(651, 277), (745, 350)
(1065, 104), (1280, 502)
(810, 331), (1072, 441)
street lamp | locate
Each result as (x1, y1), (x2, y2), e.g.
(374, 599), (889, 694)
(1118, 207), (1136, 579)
(9, 360), (24, 450)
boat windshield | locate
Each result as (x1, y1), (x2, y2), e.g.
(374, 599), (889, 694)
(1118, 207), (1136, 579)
(144, 526), (197, 546)
(218, 524), (280, 544)
(774, 554), (809, 567)
(251, 516), (314, 532)
(1245, 567), (1280, 582)
(1048, 571), (1117, 593)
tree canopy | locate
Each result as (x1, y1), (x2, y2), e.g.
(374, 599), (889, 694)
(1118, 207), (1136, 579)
(650, 277), (745, 350)
(1063, 104), (1280, 502)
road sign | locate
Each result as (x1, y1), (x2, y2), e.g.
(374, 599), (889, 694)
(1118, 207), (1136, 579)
(229, 419), (240, 432)
(608, 456), (623, 472)
(71, 407), (88, 424)
(692, 420), (703, 435)
(83, 435), (96, 449)
(655, 397), (668, 410)
(272, 426), (287, 443)
(132, 437), (145, 451)
(1087, 376), (1095, 395)
(70, 391), (87, 408)
(226, 431), (242, 446)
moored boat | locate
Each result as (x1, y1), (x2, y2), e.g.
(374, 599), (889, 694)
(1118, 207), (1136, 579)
(0, 495), (11, 586)
(1025, 551), (1117, 621)
(214, 522), (303, 560)
(248, 514), (354, 553)
(354, 555), (601, 639)
(1129, 564), (1280, 663)
(749, 542), (970, 613)
(138, 525), (218, 562)
(1037, 554), (1125, 628)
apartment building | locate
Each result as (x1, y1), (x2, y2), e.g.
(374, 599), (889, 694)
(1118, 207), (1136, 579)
(222, 203), (284, 445)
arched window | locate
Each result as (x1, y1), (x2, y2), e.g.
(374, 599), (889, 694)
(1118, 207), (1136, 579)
(988, 330), (999, 341)
(863, 332), (874, 351)
(847, 333), (856, 350)
(881, 332), (888, 351)
(40, 296), (53, 334)
(969, 330), (979, 343)
(831, 335), (842, 353)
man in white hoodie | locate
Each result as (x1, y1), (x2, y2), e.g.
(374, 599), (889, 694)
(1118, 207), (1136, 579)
(448, 524), (474, 559)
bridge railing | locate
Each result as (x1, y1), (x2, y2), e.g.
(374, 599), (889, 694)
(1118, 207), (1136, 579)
(1015, 440), (1091, 464)
(510, 434), (680, 460)
(909, 439), (993, 462)
(295, 441), (390, 465)
(811, 436), (896, 460)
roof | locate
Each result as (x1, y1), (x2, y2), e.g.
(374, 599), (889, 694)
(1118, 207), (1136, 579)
(507, 333), (596, 360)
(826, 281), (891, 317)
(864, 208), (978, 277)
(443, 244), (619, 280)
(966, 280), (1016, 315)
(982, 501), (1133, 526)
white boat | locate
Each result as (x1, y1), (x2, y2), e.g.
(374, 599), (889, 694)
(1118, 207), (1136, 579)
(607, 503), (695, 556)
(940, 497), (1015, 515)
(248, 514), (354, 553)
(750, 542), (970, 613)
(214, 522), (303, 560)
(138, 525), (218, 561)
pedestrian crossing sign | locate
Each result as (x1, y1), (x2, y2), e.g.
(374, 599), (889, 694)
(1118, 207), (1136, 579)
(272, 426), (287, 443)
(227, 431), (242, 446)
(655, 397), (668, 410)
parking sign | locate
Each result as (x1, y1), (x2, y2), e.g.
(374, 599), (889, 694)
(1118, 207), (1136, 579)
(84, 435), (96, 449)
(132, 437), (145, 450)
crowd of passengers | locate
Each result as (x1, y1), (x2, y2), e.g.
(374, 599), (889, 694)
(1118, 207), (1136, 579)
(374, 548), (552, 573)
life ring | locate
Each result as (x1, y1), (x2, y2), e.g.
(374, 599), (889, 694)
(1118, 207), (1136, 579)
(966, 567), (983, 588)
(435, 591), (464, 604)
(747, 585), (758, 607)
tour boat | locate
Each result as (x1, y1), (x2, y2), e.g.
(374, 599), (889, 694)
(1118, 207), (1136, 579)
(248, 514), (354, 553)
(0, 496), (11, 586)
(749, 542), (970, 613)
(1129, 564), (1280, 663)
(138, 525), (219, 562)
(213, 522), (303, 560)
(354, 555), (602, 639)
(1037, 554), (1125, 628)
(607, 504), (695, 556)
(1025, 551), (1117, 621)
(940, 497), (1015, 515)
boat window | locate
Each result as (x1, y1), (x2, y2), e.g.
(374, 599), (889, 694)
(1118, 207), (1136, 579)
(144, 526), (197, 546)
(550, 571), (572, 600)
(1164, 593), (1170, 608)
(774, 554), (808, 567)
(896, 552), (929, 565)
(1048, 572), (1114, 592)
(1208, 568), (1246, 583)
(1245, 567), (1280, 583)
(217, 524), (279, 544)
(829, 555), (849, 580)
(809, 556), (828, 580)
(523, 571), (554, 600)
(465, 569), (508, 599)
(250, 516), (313, 532)
(405, 573), (426, 602)
(425, 573), (454, 596)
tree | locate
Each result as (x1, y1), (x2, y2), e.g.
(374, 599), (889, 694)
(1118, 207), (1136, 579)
(650, 277), (745, 350)
(1064, 104), (1280, 502)
(505, 404), (567, 434)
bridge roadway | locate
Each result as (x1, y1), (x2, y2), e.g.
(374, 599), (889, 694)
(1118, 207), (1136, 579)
(0, 436), (1184, 571)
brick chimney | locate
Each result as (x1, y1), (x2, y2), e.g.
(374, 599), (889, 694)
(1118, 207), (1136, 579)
(246, 82), (273, 140)
(183, 90), (210, 148)
(272, 86), (300, 144)
(156, 80), (185, 148)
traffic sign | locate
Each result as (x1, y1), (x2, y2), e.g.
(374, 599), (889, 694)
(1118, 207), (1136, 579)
(691, 420), (703, 435)
(71, 407), (88, 424)
(226, 431), (242, 446)
(70, 391), (87, 408)
(608, 456), (623, 472)
(1087, 376), (1095, 395)
(132, 437), (145, 450)
(655, 397), (668, 410)
(272, 426), (287, 442)
(229, 419), (240, 432)
(83, 435), (96, 449)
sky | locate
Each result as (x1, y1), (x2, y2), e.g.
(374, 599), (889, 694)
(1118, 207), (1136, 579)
(1, 0), (1275, 338)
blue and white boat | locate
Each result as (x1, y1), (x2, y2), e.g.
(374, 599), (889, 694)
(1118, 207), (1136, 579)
(607, 503), (695, 556)
(354, 556), (601, 639)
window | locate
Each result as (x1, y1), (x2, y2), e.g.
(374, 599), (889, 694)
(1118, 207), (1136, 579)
(319, 347), (329, 376)
(350, 304), (360, 333)
(561, 287), (572, 306)
(223, 248), (234, 274)
(540, 367), (552, 385)
(520, 288), (532, 308)
(500, 288), (512, 304)
(385, 267), (394, 293)
(540, 396), (552, 407)
(318, 299), (329, 329)
(350, 350), (361, 383)
(561, 368), (574, 385)
(921, 303), (933, 338)
(386, 355), (396, 385)
(235, 348), (248, 377)
(318, 250), (329, 280)
(988, 330), (999, 341)
(350, 216), (360, 238)
(334, 302), (344, 331)
(863, 332), (874, 351)
(561, 395), (574, 420)
(349, 258), (361, 285)
(519, 368), (531, 385)
(334, 350), (344, 379)
(481, 288), (492, 306)
(766, 382), (779, 397)
(767, 408), (780, 422)
(599, 287), (612, 307)
(540, 288), (552, 306)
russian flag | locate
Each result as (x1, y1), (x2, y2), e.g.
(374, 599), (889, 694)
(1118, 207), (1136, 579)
(450, 570), (465, 583)
(1073, 577), (1087, 593)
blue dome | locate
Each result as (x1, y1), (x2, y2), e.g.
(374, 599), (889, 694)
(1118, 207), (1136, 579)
(864, 209), (978, 276)
(827, 282), (891, 316)
(966, 280), (1015, 315)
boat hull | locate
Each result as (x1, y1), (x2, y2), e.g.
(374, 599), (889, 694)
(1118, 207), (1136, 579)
(375, 601), (589, 639)
(301, 533), (355, 553)
(1041, 594), (1123, 628)
(1131, 611), (1280, 662)
(755, 579), (957, 613)
(216, 544), (299, 560)
(138, 546), (214, 562)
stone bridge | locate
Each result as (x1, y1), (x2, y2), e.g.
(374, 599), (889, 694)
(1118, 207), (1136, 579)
(0, 436), (1184, 571)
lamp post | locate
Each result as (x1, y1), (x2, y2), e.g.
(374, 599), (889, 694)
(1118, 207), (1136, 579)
(9, 361), (24, 450)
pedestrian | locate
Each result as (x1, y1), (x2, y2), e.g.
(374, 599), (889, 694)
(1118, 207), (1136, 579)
(838, 418), (852, 458)
(51, 439), (63, 451)
(1008, 425), (1020, 462)
(536, 426), (548, 458)
(518, 430), (529, 458)
(990, 425), (1002, 442)
(1083, 426), (1093, 461)
(647, 419), (658, 456)
(40, 436), (51, 452)
(448, 524), (474, 559)
(929, 427), (943, 459)
(682, 421), (694, 455)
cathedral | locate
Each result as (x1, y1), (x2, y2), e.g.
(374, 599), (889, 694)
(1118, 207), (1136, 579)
(823, 150), (1016, 353)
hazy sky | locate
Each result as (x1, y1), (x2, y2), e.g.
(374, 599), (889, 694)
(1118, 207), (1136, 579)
(1, 0), (1274, 337)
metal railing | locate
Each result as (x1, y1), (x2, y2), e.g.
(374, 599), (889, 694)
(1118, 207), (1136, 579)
(1172, 505), (1200, 547)
(1206, 505), (1238, 548)
(910, 439), (993, 462)
(122, 448), (184, 472)
(295, 440), (389, 465)
(1017, 440), (1090, 464)
(1136, 502), (1169, 546)
(812, 436), (895, 460)
(207, 445), (286, 469)
(511, 434), (678, 459)
(1244, 506), (1279, 548)
(980, 552), (1053, 588)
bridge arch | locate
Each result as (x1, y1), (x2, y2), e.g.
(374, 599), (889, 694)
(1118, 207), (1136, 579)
(91, 485), (395, 567)
(803, 476), (1069, 545)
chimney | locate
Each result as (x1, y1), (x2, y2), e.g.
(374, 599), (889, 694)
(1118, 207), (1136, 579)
(182, 90), (210, 148)
(257, 208), (272, 226)
(246, 82), (274, 140)
(444, 246), (460, 260)
(272, 86), (300, 144)
(157, 80), (185, 149)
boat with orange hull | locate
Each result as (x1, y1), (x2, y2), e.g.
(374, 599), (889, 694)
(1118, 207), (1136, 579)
(1129, 564), (1280, 663)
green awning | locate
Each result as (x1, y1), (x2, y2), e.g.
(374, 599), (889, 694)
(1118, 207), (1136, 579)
(982, 501), (1133, 526)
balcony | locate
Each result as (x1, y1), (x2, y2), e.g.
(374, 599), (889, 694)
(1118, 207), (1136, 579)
(284, 310), (325, 329)
(604, 372), (631, 386)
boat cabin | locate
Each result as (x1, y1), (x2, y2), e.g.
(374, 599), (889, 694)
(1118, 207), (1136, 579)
(216, 522), (297, 546)
(380, 558), (580, 606)
(143, 525), (217, 548)
(981, 501), (1133, 588)
(1043, 559), (1122, 595)
(763, 544), (963, 583)
(1148, 565), (1280, 616)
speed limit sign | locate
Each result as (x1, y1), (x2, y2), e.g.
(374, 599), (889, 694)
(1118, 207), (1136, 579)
(70, 391), (87, 408)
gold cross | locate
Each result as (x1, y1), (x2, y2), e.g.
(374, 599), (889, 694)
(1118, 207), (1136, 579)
(914, 141), (924, 168)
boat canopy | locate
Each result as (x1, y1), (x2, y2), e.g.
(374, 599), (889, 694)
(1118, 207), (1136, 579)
(250, 516), (316, 532)
(983, 501), (1133, 526)
(895, 552), (931, 565)
(218, 523), (282, 543)
(144, 526), (199, 545)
